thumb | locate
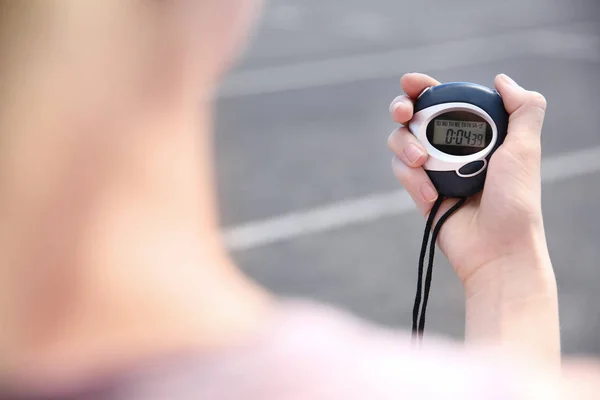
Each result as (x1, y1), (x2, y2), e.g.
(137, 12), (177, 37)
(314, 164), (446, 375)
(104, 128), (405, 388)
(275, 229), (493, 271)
(494, 74), (547, 166)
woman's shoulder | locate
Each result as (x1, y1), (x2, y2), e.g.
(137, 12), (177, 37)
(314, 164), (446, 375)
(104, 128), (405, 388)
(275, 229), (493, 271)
(3, 299), (521, 400)
(162, 298), (521, 399)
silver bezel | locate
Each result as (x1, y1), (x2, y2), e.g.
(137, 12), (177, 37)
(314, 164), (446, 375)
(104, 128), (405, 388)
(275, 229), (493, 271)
(408, 102), (498, 174)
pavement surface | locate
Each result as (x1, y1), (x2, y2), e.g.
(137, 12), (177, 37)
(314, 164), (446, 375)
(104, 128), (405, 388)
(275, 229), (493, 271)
(215, 0), (600, 355)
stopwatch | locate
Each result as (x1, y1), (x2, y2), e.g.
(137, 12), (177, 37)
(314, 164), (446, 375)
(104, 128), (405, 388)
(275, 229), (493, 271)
(408, 82), (509, 197)
(407, 81), (511, 341)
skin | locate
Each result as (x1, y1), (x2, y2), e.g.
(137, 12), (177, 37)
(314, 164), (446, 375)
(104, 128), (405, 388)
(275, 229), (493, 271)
(0, 0), (269, 386)
(0, 0), (598, 397)
(388, 73), (559, 365)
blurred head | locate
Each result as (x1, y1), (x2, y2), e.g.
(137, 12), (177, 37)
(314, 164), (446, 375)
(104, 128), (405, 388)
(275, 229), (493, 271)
(0, 0), (263, 110)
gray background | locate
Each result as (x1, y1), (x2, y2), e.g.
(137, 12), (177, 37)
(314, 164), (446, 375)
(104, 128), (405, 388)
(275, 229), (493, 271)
(215, 0), (600, 355)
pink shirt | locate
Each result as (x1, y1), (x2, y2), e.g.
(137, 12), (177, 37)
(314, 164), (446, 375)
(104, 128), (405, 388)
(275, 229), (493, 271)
(4, 300), (519, 399)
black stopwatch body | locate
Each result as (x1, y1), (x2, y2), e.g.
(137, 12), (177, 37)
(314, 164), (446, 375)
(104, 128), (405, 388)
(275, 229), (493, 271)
(409, 82), (509, 198)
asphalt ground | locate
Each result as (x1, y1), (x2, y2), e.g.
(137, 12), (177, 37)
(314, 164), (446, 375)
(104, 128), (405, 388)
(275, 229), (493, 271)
(215, 0), (600, 355)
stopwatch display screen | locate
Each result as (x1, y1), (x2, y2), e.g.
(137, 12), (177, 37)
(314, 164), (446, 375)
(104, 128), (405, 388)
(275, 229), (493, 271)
(426, 111), (493, 156)
(432, 120), (486, 148)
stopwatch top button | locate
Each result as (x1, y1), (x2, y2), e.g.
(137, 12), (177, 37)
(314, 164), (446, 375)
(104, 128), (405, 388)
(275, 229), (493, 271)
(458, 160), (486, 176)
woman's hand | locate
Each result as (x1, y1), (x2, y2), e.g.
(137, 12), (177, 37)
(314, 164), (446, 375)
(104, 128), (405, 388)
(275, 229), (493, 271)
(388, 73), (550, 287)
(388, 73), (559, 365)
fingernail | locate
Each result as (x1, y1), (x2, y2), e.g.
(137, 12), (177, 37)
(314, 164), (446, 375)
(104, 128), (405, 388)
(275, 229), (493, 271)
(500, 73), (520, 87)
(390, 103), (403, 115)
(421, 182), (438, 202)
(389, 97), (408, 113)
(404, 144), (424, 165)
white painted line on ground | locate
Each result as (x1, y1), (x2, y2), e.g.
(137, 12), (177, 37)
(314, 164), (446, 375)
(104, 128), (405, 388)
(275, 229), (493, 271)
(218, 27), (599, 98)
(541, 146), (600, 183)
(223, 146), (600, 251)
(533, 27), (600, 62)
(224, 190), (414, 251)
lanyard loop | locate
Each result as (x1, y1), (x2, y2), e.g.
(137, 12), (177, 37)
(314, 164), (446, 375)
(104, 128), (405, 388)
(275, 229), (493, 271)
(412, 197), (467, 341)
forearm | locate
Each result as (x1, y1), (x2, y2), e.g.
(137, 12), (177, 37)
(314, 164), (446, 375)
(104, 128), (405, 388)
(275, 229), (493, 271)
(463, 247), (560, 369)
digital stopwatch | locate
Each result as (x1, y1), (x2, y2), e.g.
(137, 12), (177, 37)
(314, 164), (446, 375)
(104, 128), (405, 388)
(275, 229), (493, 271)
(408, 82), (509, 197)
(408, 81), (510, 341)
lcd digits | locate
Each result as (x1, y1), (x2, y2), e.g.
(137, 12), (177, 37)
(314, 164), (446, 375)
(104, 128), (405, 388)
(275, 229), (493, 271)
(433, 120), (486, 148)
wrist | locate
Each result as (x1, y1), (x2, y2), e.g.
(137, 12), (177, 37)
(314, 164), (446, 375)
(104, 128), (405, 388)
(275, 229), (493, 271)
(462, 246), (560, 367)
(464, 246), (556, 301)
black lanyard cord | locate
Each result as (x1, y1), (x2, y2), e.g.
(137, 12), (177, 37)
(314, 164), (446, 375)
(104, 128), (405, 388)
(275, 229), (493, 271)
(412, 196), (468, 341)
(412, 197), (444, 336)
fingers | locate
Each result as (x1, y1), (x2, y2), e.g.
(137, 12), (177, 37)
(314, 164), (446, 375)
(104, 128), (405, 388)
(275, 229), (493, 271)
(495, 74), (547, 117)
(392, 157), (439, 216)
(389, 95), (413, 124)
(388, 126), (427, 167)
(390, 73), (441, 124)
(388, 73), (441, 216)
(493, 74), (547, 173)
(401, 73), (441, 99)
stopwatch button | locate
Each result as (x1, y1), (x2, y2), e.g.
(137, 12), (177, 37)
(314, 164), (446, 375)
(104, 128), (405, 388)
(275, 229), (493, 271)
(458, 160), (486, 176)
